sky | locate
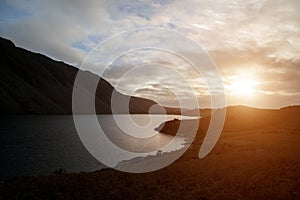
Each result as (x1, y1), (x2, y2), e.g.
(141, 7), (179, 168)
(0, 0), (299, 108)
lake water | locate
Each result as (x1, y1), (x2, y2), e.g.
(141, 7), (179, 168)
(0, 115), (194, 180)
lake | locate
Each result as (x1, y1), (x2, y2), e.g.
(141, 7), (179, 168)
(0, 115), (195, 180)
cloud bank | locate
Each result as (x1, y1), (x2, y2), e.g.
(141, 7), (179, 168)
(0, 0), (299, 108)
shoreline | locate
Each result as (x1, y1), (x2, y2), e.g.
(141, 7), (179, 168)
(1, 106), (299, 199)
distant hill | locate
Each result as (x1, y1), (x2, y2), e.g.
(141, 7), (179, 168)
(0, 37), (158, 114)
(157, 105), (300, 136)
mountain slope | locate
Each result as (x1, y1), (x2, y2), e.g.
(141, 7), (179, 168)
(0, 37), (157, 114)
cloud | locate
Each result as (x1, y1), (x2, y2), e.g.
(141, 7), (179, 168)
(0, 0), (109, 65)
(0, 0), (299, 108)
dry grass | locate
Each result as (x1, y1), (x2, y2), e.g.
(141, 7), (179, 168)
(1, 106), (299, 199)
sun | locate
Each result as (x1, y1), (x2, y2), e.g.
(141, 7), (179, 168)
(229, 77), (257, 96)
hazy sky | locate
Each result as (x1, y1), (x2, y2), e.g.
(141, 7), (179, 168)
(0, 0), (299, 108)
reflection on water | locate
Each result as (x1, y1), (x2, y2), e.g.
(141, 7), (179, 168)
(94, 115), (192, 167)
(0, 115), (196, 179)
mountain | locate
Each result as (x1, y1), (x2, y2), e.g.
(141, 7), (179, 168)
(0, 37), (158, 114)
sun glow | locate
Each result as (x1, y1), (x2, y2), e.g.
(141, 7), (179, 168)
(228, 77), (257, 96)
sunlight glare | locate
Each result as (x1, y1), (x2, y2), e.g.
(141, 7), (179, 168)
(229, 78), (257, 96)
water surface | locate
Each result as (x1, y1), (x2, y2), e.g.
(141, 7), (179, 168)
(0, 115), (193, 180)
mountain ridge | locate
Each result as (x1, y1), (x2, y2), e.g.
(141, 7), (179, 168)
(0, 37), (158, 114)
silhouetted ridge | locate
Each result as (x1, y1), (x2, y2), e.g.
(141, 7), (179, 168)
(0, 37), (158, 114)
